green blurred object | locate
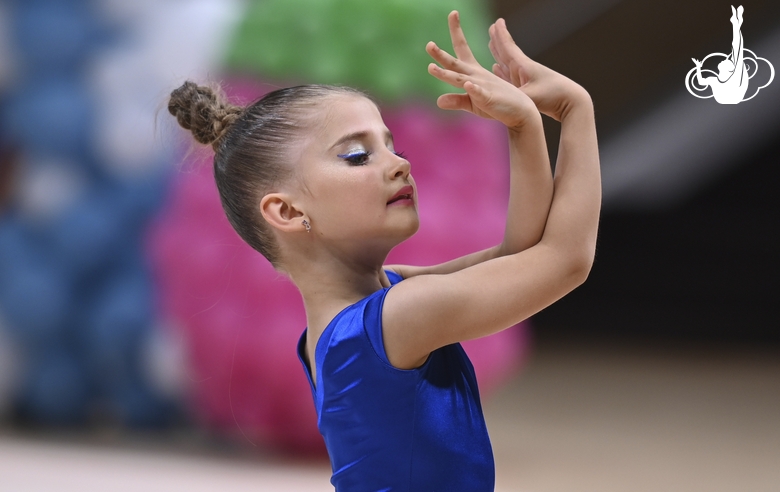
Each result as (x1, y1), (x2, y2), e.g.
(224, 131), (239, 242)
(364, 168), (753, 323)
(224, 0), (494, 103)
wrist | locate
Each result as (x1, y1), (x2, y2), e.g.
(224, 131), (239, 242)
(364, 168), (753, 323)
(506, 110), (543, 137)
(560, 89), (593, 123)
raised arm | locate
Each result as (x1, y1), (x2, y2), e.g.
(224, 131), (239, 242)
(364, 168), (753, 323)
(692, 59), (711, 87)
(731, 6), (745, 73)
(499, 111), (553, 255)
(485, 16), (599, 264)
(380, 11), (600, 370)
(385, 13), (553, 279)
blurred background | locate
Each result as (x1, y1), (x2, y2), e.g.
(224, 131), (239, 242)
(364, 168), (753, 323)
(0, 0), (778, 491)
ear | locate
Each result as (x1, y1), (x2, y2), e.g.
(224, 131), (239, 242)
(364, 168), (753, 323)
(260, 192), (306, 233)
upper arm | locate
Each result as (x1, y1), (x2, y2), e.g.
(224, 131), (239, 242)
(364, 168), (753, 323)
(384, 244), (503, 280)
(381, 243), (589, 369)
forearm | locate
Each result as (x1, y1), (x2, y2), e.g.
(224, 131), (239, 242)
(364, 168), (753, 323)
(386, 244), (502, 278)
(539, 93), (601, 269)
(499, 112), (553, 255)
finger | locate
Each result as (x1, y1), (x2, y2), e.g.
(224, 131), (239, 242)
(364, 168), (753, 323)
(461, 81), (494, 113)
(488, 32), (508, 69)
(494, 18), (526, 62)
(426, 41), (474, 75)
(489, 21), (513, 67)
(489, 45), (509, 77)
(488, 24), (508, 66)
(492, 63), (509, 81)
(428, 62), (470, 88)
(488, 37), (512, 87)
(436, 93), (473, 112)
(463, 80), (488, 101)
(447, 10), (478, 64)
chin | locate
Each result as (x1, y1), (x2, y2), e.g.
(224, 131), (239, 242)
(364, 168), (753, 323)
(387, 217), (420, 245)
(402, 217), (421, 239)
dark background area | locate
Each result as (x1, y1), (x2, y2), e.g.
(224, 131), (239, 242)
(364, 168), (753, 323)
(492, 0), (779, 345)
(535, 134), (779, 344)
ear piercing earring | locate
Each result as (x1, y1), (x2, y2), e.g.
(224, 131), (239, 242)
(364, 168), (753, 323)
(302, 219), (311, 233)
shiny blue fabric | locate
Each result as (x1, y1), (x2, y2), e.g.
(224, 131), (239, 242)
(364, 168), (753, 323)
(297, 269), (495, 491)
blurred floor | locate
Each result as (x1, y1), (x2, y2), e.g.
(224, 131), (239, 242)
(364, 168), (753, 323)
(487, 339), (780, 492)
(1, 339), (778, 492)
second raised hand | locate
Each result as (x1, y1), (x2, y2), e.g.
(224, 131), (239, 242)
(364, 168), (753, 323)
(426, 11), (540, 131)
(488, 18), (587, 122)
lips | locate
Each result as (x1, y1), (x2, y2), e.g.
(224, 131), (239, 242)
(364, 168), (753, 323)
(388, 185), (414, 204)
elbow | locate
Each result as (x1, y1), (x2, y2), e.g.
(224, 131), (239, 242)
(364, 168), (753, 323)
(569, 246), (596, 287)
(578, 253), (595, 285)
(538, 237), (597, 287)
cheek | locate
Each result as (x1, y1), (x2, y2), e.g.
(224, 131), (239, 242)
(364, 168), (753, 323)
(340, 173), (383, 213)
(312, 168), (383, 219)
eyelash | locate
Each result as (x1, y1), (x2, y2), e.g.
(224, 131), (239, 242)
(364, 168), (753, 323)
(339, 151), (372, 166)
(338, 150), (408, 166)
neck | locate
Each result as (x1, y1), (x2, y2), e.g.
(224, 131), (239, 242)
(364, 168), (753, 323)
(282, 241), (394, 332)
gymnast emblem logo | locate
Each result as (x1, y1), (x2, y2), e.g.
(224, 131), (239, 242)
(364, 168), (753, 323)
(685, 5), (774, 104)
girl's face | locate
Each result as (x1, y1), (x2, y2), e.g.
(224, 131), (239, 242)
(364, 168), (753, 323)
(295, 94), (419, 252)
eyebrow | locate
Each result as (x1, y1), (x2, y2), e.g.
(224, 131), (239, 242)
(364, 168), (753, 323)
(329, 129), (394, 150)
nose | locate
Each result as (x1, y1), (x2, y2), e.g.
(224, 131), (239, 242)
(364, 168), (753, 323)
(390, 152), (411, 179)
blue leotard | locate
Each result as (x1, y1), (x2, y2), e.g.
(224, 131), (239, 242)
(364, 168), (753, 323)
(296, 269), (495, 491)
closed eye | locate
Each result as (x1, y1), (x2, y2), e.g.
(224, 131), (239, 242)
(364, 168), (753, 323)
(338, 151), (371, 166)
(394, 150), (408, 160)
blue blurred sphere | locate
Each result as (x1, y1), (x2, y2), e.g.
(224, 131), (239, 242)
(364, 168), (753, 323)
(49, 188), (124, 276)
(101, 170), (173, 239)
(1, 264), (71, 347)
(82, 260), (154, 389)
(12, 0), (95, 76)
(0, 219), (28, 282)
(110, 378), (177, 429)
(21, 347), (91, 424)
(4, 76), (92, 158)
(0, 221), (71, 346)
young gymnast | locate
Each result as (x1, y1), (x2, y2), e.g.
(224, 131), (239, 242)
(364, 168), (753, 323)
(692, 5), (748, 104)
(168, 10), (600, 491)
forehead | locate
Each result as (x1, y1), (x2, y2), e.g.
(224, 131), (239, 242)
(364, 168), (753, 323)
(316, 94), (387, 144)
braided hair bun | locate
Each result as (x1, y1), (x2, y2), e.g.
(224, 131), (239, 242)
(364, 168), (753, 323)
(168, 81), (243, 149)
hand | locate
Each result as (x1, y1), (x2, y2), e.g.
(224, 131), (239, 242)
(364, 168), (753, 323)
(426, 11), (540, 131)
(488, 18), (589, 122)
(692, 58), (703, 67)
